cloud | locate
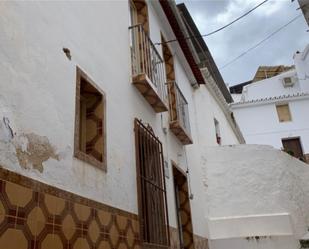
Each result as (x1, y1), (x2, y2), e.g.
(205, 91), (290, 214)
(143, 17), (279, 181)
(177, 0), (308, 85)
(215, 0), (286, 23)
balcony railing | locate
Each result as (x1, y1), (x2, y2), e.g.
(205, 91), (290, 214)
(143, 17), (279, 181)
(168, 81), (192, 145)
(129, 24), (168, 113)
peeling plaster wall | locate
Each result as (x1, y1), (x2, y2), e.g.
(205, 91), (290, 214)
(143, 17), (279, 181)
(202, 144), (309, 248)
(0, 1), (139, 215)
(0, 1), (241, 241)
(0, 0), (149, 215)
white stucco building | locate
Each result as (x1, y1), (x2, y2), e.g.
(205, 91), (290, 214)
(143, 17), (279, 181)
(230, 45), (309, 163)
(0, 1), (244, 249)
(1, 1), (309, 249)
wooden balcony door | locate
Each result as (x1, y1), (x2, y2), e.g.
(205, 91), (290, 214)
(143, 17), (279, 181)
(130, 0), (149, 77)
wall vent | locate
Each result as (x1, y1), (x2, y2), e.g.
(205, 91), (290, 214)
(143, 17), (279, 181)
(282, 77), (295, 87)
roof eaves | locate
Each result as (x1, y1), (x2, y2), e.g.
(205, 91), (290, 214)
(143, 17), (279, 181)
(159, 0), (206, 85)
(230, 92), (309, 107)
(176, 3), (233, 103)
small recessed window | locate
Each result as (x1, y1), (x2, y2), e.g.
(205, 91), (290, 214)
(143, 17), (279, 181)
(74, 67), (106, 170)
(276, 104), (291, 122)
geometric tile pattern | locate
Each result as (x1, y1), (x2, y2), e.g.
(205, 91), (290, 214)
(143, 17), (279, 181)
(133, 0), (149, 33)
(193, 234), (209, 249)
(74, 67), (106, 170)
(169, 227), (180, 249)
(178, 179), (194, 249)
(170, 227), (209, 249)
(0, 167), (209, 249)
(85, 95), (103, 162)
(173, 167), (195, 249)
(162, 37), (177, 120)
(0, 173), (140, 249)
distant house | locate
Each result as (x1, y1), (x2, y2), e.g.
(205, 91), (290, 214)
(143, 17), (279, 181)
(230, 44), (309, 163)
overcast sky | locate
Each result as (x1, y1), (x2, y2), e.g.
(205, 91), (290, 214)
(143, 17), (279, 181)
(176, 0), (308, 86)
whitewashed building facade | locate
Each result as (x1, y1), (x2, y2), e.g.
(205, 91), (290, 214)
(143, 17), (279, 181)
(231, 45), (309, 163)
(0, 1), (243, 249)
(2, 1), (309, 249)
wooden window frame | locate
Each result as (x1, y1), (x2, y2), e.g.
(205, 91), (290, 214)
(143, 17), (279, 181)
(74, 67), (107, 171)
(134, 118), (170, 248)
(276, 103), (292, 122)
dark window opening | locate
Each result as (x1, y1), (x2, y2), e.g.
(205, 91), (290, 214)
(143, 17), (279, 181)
(74, 67), (106, 170)
(282, 137), (305, 162)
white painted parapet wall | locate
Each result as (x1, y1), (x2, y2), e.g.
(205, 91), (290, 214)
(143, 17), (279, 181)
(207, 213), (293, 240)
(207, 213), (298, 249)
(202, 144), (309, 249)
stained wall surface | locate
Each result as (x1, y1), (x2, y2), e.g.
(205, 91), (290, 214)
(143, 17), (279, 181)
(0, 1), (241, 248)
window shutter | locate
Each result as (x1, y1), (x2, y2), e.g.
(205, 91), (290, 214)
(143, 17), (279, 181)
(276, 104), (291, 122)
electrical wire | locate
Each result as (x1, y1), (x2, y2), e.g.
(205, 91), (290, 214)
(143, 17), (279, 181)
(219, 14), (302, 70)
(155, 0), (269, 45)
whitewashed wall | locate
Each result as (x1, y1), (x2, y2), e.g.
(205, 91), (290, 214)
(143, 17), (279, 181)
(294, 44), (309, 92)
(232, 97), (309, 153)
(0, 0), (242, 241)
(231, 45), (309, 155)
(241, 70), (302, 101)
(194, 86), (240, 147)
(202, 144), (309, 249)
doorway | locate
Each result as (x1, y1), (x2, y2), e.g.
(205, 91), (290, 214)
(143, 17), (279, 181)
(172, 163), (194, 249)
(282, 137), (304, 160)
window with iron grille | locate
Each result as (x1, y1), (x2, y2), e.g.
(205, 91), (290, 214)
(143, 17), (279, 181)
(134, 119), (170, 248)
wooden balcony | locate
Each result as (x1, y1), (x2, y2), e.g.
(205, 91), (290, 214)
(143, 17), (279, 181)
(129, 24), (168, 113)
(168, 82), (193, 145)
